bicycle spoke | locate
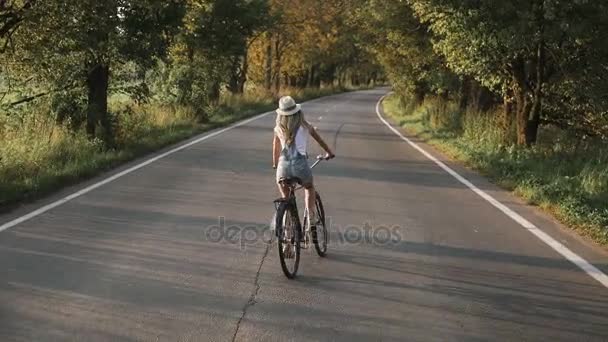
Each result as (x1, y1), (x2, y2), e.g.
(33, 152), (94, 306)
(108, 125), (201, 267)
(277, 203), (300, 278)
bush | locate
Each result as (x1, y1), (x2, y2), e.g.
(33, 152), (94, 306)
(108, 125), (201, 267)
(384, 94), (608, 244)
(0, 85), (363, 210)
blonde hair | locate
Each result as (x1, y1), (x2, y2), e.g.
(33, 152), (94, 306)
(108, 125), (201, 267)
(275, 111), (310, 146)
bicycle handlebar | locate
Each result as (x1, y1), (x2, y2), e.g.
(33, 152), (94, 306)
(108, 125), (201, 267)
(289, 155), (332, 191)
(311, 154), (330, 169)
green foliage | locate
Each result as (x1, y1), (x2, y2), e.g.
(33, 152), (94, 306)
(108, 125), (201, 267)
(385, 94), (608, 244)
(246, 0), (383, 92)
(407, 0), (608, 142)
(0, 0), (36, 52)
(2, 0), (606, 246)
(0, 85), (362, 209)
(7, 0), (184, 86)
(161, 0), (270, 114)
(354, 0), (607, 144)
(51, 89), (87, 129)
(1, 0), (186, 145)
(353, 0), (455, 100)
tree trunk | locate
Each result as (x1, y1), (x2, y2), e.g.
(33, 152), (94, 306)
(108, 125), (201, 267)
(238, 55), (248, 93)
(514, 87), (533, 146)
(351, 74), (358, 87)
(326, 64), (336, 86)
(86, 63), (111, 145)
(227, 57), (240, 94)
(308, 65), (316, 88)
(527, 105), (541, 144)
(510, 2), (546, 146)
(511, 56), (534, 146)
(500, 87), (515, 144)
(477, 86), (494, 112)
(273, 64), (281, 94)
(459, 77), (471, 111)
(302, 68), (310, 88)
(314, 67), (321, 88)
(527, 0), (545, 145)
(273, 37), (281, 93)
(264, 35), (273, 91)
(177, 46), (195, 105)
(227, 52), (248, 94)
(209, 81), (220, 106)
(413, 82), (426, 106)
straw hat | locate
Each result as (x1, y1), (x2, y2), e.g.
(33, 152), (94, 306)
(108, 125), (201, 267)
(276, 96), (302, 116)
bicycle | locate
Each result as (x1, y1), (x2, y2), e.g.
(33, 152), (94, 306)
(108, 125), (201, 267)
(273, 155), (329, 279)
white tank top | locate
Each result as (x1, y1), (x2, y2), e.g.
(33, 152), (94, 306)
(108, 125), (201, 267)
(277, 126), (308, 155)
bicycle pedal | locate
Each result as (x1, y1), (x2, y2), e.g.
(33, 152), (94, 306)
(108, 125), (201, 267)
(301, 236), (310, 249)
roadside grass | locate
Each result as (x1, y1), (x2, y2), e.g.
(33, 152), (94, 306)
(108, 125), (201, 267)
(383, 94), (608, 245)
(0, 85), (362, 211)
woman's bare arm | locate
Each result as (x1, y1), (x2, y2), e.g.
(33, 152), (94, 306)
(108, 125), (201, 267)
(306, 122), (335, 158)
(272, 133), (281, 168)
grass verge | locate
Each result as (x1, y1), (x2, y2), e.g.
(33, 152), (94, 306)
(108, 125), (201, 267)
(383, 93), (608, 246)
(0, 86), (362, 212)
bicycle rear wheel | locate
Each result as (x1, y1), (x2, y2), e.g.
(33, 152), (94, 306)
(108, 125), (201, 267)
(276, 202), (301, 279)
(312, 192), (328, 257)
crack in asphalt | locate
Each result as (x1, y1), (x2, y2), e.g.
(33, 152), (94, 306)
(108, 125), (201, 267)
(332, 122), (345, 152)
(231, 242), (271, 342)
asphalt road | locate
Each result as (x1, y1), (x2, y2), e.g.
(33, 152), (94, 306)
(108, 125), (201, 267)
(1, 88), (607, 341)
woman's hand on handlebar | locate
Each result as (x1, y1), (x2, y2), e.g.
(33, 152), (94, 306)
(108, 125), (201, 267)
(319, 152), (335, 161)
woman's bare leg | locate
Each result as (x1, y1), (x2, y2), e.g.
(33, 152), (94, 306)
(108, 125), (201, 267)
(278, 183), (289, 199)
(304, 185), (316, 223)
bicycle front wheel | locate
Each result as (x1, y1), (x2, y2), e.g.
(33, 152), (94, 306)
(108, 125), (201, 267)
(276, 202), (301, 279)
(312, 192), (328, 257)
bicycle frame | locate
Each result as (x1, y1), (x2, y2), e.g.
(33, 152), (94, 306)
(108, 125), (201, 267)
(274, 156), (326, 237)
(274, 155), (330, 278)
(273, 187), (301, 242)
(294, 155), (325, 191)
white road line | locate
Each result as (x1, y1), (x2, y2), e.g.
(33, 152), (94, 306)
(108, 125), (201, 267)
(375, 93), (608, 289)
(0, 91), (357, 233)
(0, 111), (273, 233)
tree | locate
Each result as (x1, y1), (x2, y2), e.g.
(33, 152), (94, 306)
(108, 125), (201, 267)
(6, 0), (184, 144)
(354, 0), (455, 104)
(246, 0), (380, 93)
(164, 0), (269, 115)
(408, 0), (608, 145)
(0, 0), (37, 53)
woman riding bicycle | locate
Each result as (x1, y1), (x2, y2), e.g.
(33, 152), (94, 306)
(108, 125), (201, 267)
(272, 96), (335, 235)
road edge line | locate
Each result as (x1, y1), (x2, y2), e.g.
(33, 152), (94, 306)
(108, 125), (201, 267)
(375, 93), (608, 289)
(0, 111), (273, 233)
(0, 89), (371, 233)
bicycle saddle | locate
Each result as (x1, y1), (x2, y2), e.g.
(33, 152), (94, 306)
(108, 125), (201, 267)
(278, 177), (302, 185)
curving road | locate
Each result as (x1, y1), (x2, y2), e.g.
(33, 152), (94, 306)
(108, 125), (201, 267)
(1, 89), (607, 341)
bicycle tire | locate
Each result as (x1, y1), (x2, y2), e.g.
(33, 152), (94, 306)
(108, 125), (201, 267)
(312, 192), (328, 257)
(276, 201), (301, 279)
